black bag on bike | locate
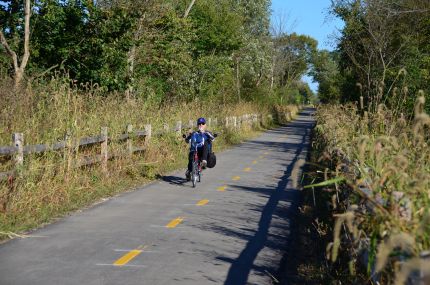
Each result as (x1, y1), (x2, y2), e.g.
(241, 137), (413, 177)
(207, 152), (216, 168)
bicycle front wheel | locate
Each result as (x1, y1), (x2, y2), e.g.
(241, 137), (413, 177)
(192, 162), (198, 188)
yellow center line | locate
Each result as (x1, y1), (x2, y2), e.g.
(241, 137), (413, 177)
(264, 152), (269, 155)
(243, 167), (252, 172)
(232, 176), (241, 181)
(113, 249), (143, 266)
(217, 186), (227, 192)
(166, 217), (184, 228)
(196, 199), (209, 206)
(259, 155), (265, 159)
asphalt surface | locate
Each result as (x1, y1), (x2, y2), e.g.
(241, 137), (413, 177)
(0, 108), (315, 285)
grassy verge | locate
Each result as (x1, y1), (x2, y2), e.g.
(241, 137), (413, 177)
(0, 78), (300, 240)
(305, 96), (430, 284)
(281, 128), (368, 284)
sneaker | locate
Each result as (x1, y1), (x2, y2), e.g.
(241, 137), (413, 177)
(201, 160), (207, 168)
(185, 170), (191, 181)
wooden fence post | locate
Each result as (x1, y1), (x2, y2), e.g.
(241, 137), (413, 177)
(126, 124), (133, 156)
(214, 118), (218, 127)
(101, 127), (108, 173)
(225, 117), (229, 127)
(233, 116), (237, 128)
(188, 120), (194, 129)
(208, 118), (212, 127)
(64, 130), (73, 174)
(144, 124), (152, 146)
(13, 133), (24, 167)
(176, 121), (182, 135)
(163, 123), (169, 133)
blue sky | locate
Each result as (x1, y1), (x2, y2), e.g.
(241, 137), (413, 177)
(270, 0), (345, 91)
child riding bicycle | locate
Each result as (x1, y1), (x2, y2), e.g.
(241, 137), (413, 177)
(184, 117), (215, 181)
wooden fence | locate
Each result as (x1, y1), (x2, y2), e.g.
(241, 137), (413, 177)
(0, 113), (264, 181)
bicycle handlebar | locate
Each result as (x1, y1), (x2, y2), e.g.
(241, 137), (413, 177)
(182, 132), (218, 140)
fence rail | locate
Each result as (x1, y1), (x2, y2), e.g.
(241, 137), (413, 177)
(0, 113), (265, 181)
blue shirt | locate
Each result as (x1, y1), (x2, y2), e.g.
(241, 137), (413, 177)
(187, 131), (214, 150)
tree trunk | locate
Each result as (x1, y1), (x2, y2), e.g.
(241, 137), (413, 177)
(125, 44), (136, 101)
(125, 14), (145, 101)
(0, 0), (31, 89)
(14, 70), (24, 89)
(270, 55), (276, 91)
(235, 56), (241, 102)
(184, 0), (197, 18)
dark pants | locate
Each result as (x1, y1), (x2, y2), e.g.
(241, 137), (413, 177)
(188, 143), (209, 171)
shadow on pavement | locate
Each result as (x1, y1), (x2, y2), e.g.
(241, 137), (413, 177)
(219, 126), (309, 285)
(159, 175), (188, 186)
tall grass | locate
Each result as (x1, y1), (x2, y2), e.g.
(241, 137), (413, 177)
(0, 75), (299, 239)
(313, 93), (430, 283)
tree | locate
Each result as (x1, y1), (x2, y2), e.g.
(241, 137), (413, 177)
(309, 50), (342, 103)
(0, 0), (31, 87)
(191, 0), (243, 56)
(0, 0), (279, 105)
(332, 0), (430, 112)
(273, 33), (317, 88)
(297, 81), (314, 104)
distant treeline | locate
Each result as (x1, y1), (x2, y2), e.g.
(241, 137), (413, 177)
(0, 0), (317, 105)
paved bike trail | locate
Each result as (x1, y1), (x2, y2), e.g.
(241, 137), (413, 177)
(0, 108), (315, 285)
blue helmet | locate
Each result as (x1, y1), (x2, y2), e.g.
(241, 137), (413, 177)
(197, 117), (206, 125)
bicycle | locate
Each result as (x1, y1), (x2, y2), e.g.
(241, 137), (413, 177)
(191, 144), (202, 188)
(183, 133), (217, 188)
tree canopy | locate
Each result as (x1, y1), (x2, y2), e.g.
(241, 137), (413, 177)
(310, 0), (430, 112)
(0, 0), (317, 105)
